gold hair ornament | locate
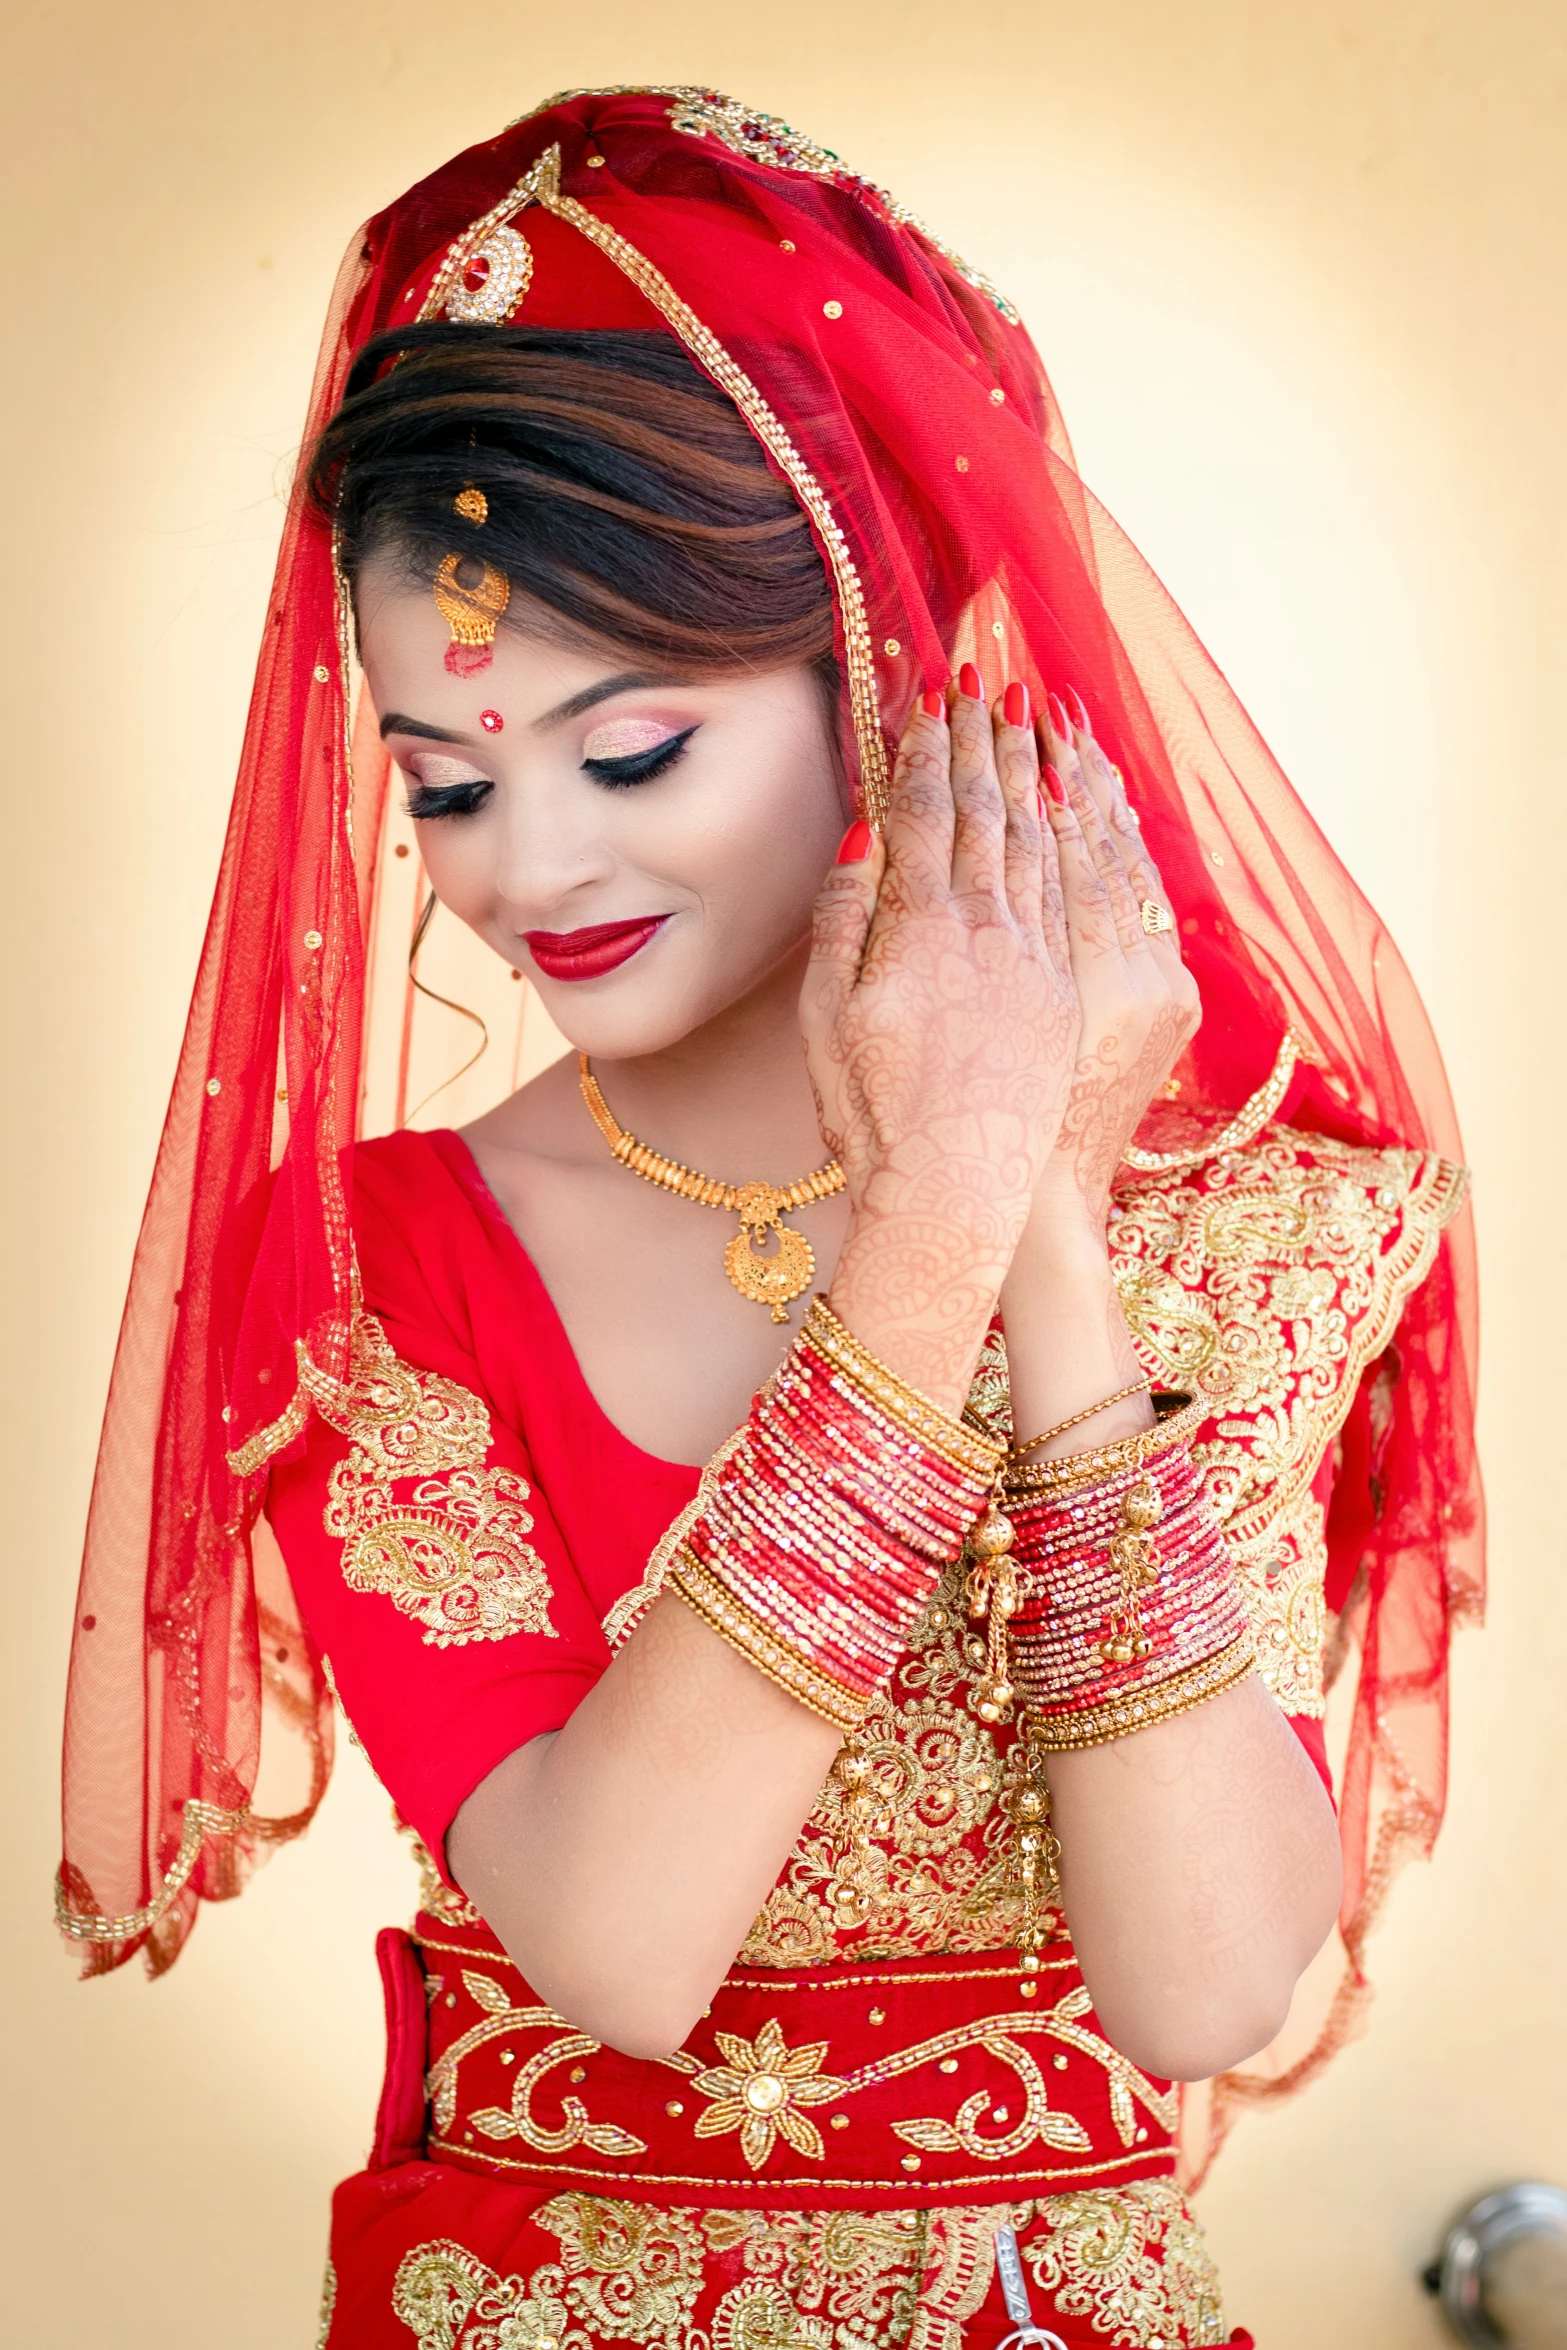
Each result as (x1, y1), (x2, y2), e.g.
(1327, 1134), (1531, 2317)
(436, 485), (510, 677)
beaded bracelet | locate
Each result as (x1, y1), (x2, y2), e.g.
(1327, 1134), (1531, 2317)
(666, 1298), (1004, 1729)
(993, 1420), (1254, 1749)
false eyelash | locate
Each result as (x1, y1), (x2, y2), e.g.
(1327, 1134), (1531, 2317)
(405, 777), (494, 821)
(582, 726), (698, 791)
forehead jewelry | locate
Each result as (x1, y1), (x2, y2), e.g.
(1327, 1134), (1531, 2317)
(579, 1056), (845, 1323)
(435, 484), (510, 677)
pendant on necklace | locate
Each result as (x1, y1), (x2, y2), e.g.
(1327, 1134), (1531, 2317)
(724, 1181), (816, 1323)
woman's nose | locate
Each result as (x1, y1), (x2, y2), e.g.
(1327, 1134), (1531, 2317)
(491, 777), (617, 917)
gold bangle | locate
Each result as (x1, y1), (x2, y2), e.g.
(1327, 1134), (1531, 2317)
(1025, 1634), (1255, 1751)
(1003, 1393), (1203, 1498)
(667, 1548), (869, 1734)
(804, 1298), (1005, 1484)
(1011, 1377), (1152, 1461)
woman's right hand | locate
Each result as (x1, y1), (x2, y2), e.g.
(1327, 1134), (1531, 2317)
(800, 678), (1081, 1411)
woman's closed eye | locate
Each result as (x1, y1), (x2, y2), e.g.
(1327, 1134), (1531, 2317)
(581, 718), (698, 789)
(402, 754), (494, 821)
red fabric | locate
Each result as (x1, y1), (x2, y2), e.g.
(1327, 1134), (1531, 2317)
(61, 87), (1479, 2023)
(266, 1129), (696, 1858)
(418, 1926), (1175, 2209)
(316, 1909), (1243, 2349)
(371, 1928), (431, 2172)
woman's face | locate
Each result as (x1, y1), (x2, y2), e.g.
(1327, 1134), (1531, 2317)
(357, 562), (850, 1060)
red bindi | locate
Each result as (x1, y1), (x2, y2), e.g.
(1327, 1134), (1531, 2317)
(480, 709), (504, 733)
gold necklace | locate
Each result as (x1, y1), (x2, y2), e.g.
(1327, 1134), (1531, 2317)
(578, 1055), (846, 1323)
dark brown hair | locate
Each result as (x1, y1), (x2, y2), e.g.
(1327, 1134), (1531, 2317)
(305, 323), (837, 680)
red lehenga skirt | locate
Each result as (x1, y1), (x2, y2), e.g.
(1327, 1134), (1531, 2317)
(318, 1916), (1253, 2349)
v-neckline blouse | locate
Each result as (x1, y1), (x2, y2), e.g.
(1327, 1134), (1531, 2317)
(265, 1127), (702, 1860)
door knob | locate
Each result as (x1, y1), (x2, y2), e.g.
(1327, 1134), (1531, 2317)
(1427, 2184), (1567, 2347)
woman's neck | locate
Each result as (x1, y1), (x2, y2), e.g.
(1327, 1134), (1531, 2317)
(587, 942), (829, 1182)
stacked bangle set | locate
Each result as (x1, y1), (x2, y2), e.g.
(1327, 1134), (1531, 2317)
(668, 1298), (1253, 1751)
(667, 1299), (1003, 1732)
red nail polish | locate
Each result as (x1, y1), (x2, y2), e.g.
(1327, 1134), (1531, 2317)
(835, 820), (874, 863)
(1034, 784), (1047, 819)
(921, 688), (946, 719)
(1044, 767), (1068, 806)
(959, 662), (984, 702)
(1003, 681), (1029, 728)
(1066, 685), (1090, 730)
(1047, 692), (1071, 739)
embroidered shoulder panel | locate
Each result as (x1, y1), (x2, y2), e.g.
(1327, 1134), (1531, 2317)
(1109, 1122), (1464, 1714)
(311, 1313), (557, 1649)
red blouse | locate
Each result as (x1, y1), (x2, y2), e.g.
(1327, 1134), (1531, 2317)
(267, 1128), (701, 1858)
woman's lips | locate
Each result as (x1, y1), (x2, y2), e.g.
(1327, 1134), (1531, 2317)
(523, 915), (670, 982)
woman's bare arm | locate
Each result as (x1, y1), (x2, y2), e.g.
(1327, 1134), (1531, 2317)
(1000, 1223), (1341, 2082)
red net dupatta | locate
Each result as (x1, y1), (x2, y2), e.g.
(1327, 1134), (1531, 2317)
(59, 83), (1480, 2170)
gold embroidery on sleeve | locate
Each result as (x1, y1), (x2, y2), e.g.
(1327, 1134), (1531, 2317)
(308, 1313), (556, 1648)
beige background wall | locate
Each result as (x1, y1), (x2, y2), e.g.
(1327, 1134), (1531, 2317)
(5, 3), (1563, 2342)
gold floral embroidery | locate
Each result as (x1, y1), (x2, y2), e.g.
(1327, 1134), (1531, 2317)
(391, 2237), (575, 2349)
(692, 2019), (850, 2169)
(1020, 2179), (1229, 2346)
(309, 1312), (556, 1648)
(392, 2200), (1003, 2350)
(427, 1969), (647, 2157)
(538, 2196), (708, 2344)
(300, 1310), (490, 1475)
(427, 1954), (1175, 2188)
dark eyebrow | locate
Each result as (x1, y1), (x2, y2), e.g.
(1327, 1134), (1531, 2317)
(378, 712), (468, 743)
(534, 671), (682, 728)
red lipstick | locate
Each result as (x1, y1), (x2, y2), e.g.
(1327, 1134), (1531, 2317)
(523, 915), (669, 982)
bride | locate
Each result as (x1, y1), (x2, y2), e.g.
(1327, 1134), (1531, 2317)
(58, 87), (1479, 2349)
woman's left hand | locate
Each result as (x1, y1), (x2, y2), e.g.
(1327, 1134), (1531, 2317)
(1027, 694), (1201, 1237)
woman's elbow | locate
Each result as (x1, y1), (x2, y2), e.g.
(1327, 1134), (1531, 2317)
(1111, 1982), (1296, 2084)
(510, 1949), (716, 2063)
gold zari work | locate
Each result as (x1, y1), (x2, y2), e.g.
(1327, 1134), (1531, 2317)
(1020, 2180), (1229, 2346)
(425, 1954), (1175, 2186)
(389, 2184), (1226, 2348)
(309, 1312), (557, 1647)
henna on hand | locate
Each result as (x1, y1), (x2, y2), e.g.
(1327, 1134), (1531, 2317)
(800, 686), (1080, 1405)
(1031, 702), (1202, 1232)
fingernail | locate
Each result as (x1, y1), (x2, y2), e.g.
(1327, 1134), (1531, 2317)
(1043, 767), (1068, 806)
(835, 820), (874, 863)
(1066, 685), (1090, 730)
(1047, 692), (1072, 739)
(959, 662), (984, 702)
(1034, 784), (1047, 819)
(921, 687), (946, 720)
(1003, 680), (1029, 729)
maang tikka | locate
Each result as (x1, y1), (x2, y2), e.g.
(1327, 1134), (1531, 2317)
(434, 484), (510, 676)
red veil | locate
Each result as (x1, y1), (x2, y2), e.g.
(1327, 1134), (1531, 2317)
(58, 87), (1481, 2166)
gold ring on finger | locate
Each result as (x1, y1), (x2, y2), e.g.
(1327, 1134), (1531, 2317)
(1140, 898), (1175, 936)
